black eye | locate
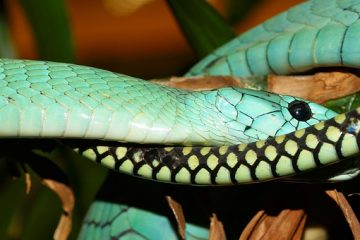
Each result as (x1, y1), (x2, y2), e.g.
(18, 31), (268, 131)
(288, 100), (312, 121)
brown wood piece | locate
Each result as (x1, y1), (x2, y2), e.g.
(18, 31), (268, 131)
(239, 210), (266, 240)
(268, 72), (360, 103)
(240, 209), (306, 240)
(25, 172), (31, 194)
(152, 76), (244, 90)
(209, 213), (227, 240)
(263, 209), (306, 240)
(42, 179), (74, 240)
(326, 189), (360, 240)
(165, 195), (186, 239)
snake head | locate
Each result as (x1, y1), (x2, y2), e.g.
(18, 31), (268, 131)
(209, 87), (337, 144)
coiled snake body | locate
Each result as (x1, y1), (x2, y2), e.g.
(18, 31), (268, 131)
(0, 58), (339, 182)
(2, 0), (360, 239)
(0, 59), (334, 146)
(77, 108), (360, 185)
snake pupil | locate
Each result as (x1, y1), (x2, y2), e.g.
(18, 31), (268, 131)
(288, 100), (312, 121)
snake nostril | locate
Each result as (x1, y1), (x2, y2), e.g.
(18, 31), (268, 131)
(288, 100), (312, 121)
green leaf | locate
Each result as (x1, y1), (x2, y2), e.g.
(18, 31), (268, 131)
(325, 93), (360, 113)
(0, 11), (15, 58)
(18, 0), (75, 62)
(227, 0), (262, 25)
(167, 0), (236, 59)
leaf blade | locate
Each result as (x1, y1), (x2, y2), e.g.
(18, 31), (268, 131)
(167, 0), (236, 59)
(18, 0), (75, 62)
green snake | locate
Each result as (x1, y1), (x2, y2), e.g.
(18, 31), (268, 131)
(0, 59), (334, 146)
(187, 0), (360, 78)
(2, 0), (360, 239)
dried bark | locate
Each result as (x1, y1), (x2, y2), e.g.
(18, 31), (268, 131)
(42, 179), (74, 240)
(166, 195), (186, 239)
(209, 214), (226, 240)
(154, 72), (360, 104)
(268, 72), (360, 103)
(239, 209), (306, 240)
(326, 189), (360, 240)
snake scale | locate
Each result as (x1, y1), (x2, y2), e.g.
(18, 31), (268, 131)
(0, 59), (334, 146)
(77, 108), (360, 185)
(188, 0), (360, 78)
(0, 58), (337, 182)
(2, 0), (360, 239)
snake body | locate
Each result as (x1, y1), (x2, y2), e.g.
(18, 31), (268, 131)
(78, 0), (360, 238)
(2, 0), (360, 239)
(0, 58), (334, 145)
(78, 107), (360, 240)
(0, 59), (339, 239)
(188, 0), (360, 78)
(77, 107), (360, 185)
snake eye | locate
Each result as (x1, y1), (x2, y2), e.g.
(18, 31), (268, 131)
(288, 100), (312, 121)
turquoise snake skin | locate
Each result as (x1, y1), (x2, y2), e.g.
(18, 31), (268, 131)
(78, 0), (360, 239)
(2, 0), (360, 239)
(0, 59), (334, 145)
(76, 107), (360, 185)
(188, 0), (360, 78)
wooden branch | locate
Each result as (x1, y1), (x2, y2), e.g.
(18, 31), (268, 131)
(209, 214), (227, 240)
(326, 189), (360, 240)
(42, 179), (74, 240)
(152, 76), (243, 90)
(166, 195), (186, 239)
(268, 72), (360, 103)
(153, 72), (360, 104)
(239, 209), (306, 240)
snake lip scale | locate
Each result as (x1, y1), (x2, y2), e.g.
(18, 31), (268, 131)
(77, 107), (360, 185)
